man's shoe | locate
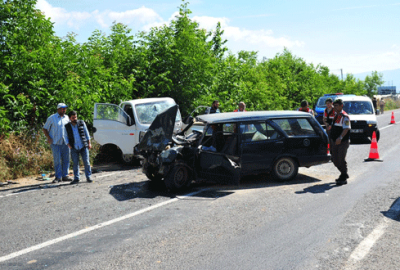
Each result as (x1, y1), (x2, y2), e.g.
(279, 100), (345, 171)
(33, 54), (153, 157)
(62, 176), (73, 182)
(336, 180), (347, 186)
(70, 179), (80, 185)
(52, 178), (61, 183)
(86, 178), (93, 183)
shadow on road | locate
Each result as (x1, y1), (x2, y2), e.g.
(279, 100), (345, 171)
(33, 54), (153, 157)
(295, 182), (338, 194)
(109, 172), (325, 201)
(381, 197), (400, 222)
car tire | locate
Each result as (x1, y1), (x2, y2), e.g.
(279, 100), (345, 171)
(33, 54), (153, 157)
(164, 165), (191, 191)
(272, 157), (298, 181)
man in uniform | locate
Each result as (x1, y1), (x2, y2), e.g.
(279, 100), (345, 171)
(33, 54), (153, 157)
(330, 99), (351, 186)
(297, 100), (314, 116)
(322, 98), (335, 140)
(234, 102), (246, 112)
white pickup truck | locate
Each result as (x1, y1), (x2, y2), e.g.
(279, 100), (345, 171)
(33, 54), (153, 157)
(93, 97), (183, 163)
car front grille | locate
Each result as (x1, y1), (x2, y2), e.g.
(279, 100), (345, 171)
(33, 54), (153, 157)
(350, 120), (367, 129)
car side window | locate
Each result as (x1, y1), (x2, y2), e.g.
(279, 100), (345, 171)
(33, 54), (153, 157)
(95, 104), (130, 125)
(272, 118), (317, 136)
(240, 122), (281, 142)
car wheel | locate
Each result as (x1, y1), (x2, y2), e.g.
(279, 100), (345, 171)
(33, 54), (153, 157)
(164, 165), (191, 191)
(121, 154), (134, 164)
(272, 157), (298, 181)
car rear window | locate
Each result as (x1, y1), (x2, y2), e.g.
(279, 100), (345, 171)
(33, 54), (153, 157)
(272, 118), (317, 137)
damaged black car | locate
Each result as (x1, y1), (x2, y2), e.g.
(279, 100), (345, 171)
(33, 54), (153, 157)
(135, 105), (331, 191)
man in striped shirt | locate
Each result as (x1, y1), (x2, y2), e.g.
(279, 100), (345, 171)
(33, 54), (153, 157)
(43, 103), (71, 183)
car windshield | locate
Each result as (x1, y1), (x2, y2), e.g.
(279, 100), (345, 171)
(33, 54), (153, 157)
(135, 100), (182, 124)
(317, 96), (339, 107)
(343, 101), (373, 115)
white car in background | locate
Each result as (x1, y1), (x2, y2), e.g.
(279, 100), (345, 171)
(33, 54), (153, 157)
(93, 97), (183, 163)
(341, 95), (380, 142)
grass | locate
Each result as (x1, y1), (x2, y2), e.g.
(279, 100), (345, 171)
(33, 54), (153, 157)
(383, 98), (400, 111)
(0, 130), (101, 182)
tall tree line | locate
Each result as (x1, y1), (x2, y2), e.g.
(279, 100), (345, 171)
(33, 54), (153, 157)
(0, 0), (383, 136)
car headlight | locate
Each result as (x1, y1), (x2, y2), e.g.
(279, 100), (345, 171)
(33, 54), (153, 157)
(367, 120), (377, 125)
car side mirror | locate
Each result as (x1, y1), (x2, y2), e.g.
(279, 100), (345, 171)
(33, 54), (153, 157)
(183, 116), (193, 125)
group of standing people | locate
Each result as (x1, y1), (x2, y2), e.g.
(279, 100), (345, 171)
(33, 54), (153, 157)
(296, 98), (351, 186)
(43, 103), (92, 184)
(205, 100), (246, 114)
(372, 97), (386, 114)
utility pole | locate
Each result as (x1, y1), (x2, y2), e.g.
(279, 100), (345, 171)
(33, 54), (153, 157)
(341, 69), (343, 80)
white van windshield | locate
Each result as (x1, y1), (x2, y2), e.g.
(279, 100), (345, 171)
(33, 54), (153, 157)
(343, 101), (373, 115)
(135, 100), (182, 124)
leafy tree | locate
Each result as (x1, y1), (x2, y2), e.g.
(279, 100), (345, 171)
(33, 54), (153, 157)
(364, 71), (384, 97)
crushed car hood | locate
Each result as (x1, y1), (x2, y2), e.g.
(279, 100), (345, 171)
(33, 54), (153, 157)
(137, 105), (178, 152)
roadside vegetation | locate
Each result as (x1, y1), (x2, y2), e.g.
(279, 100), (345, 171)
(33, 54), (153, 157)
(0, 0), (398, 182)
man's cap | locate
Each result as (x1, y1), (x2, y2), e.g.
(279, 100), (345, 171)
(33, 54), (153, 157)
(325, 98), (333, 103)
(333, 99), (343, 105)
(57, 103), (68, 109)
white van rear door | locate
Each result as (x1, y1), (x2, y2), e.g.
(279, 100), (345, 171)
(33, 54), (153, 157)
(93, 103), (136, 155)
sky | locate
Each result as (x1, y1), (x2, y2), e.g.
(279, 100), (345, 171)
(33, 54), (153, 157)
(35, 0), (400, 85)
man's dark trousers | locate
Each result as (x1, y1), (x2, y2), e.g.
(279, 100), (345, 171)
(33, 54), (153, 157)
(330, 139), (349, 178)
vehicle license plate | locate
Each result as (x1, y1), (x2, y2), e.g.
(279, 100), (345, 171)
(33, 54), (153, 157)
(351, 129), (363, 133)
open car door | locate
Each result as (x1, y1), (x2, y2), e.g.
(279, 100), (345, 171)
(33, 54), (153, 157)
(93, 103), (135, 155)
(196, 123), (241, 185)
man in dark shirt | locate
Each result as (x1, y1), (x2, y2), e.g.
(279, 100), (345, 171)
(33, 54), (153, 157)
(65, 111), (93, 184)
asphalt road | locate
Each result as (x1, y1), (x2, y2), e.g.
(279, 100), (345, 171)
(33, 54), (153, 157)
(1, 110), (400, 270)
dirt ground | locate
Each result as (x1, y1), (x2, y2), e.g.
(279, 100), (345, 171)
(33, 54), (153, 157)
(0, 162), (139, 191)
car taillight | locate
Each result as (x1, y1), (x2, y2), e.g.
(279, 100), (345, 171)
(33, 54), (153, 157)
(327, 143), (330, 154)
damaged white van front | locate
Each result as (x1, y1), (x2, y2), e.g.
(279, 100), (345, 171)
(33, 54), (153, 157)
(93, 97), (182, 163)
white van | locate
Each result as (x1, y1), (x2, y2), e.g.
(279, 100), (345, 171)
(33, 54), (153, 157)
(93, 97), (183, 163)
(340, 96), (380, 142)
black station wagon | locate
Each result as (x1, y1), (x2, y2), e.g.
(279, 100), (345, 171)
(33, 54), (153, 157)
(136, 105), (331, 191)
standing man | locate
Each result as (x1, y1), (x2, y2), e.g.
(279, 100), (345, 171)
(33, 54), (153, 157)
(205, 100), (220, 114)
(379, 99), (385, 114)
(297, 100), (314, 116)
(234, 102), (246, 112)
(65, 111), (92, 184)
(322, 98), (335, 139)
(330, 99), (351, 186)
(43, 103), (71, 183)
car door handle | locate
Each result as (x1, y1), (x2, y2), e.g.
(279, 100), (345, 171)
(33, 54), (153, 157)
(275, 141), (284, 144)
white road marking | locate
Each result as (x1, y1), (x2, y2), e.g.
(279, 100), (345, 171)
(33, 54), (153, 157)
(347, 219), (388, 263)
(345, 199), (400, 269)
(379, 125), (394, 131)
(0, 188), (208, 263)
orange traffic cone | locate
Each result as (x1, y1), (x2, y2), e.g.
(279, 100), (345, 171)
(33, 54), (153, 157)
(364, 131), (383, 162)
(390, 111), (396, 124)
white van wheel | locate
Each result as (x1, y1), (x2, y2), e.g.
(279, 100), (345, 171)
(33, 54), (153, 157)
(121, 154), (134, 164)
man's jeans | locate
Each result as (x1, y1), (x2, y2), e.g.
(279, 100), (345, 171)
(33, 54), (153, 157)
(71, 147), (92, 180)
(51, 144), (70, 179)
